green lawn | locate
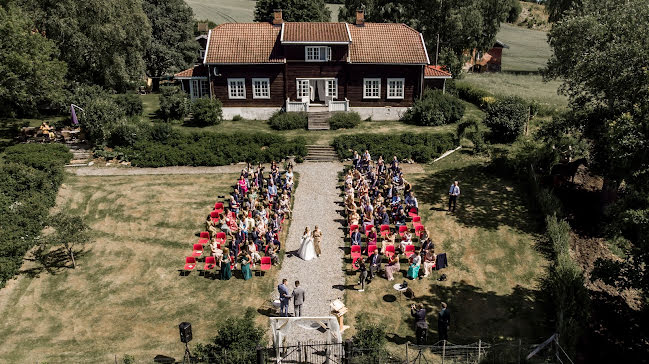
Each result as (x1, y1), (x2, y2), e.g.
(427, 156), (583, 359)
(0, 173), (286, 362)
(496, 23), (552, 73)
(342, 150), (550, 352)
(188, 1), (343, 23)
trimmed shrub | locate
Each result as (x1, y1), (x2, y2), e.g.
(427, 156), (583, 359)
(190, 97), (223, 127)
(402, 90), (465, 126)
(268, 111), (307, 130)
(79, 97), (125, 145)
(108, 120), (151, 147)
(114, 93), (143, 116)
(328, 111), (361, 130)
(194, 308), (264, 363)
(484, 96), (529, 143)
(158, 86), (190, 122)
(332, 132), (457, 163)
(232, 114), (243, 121)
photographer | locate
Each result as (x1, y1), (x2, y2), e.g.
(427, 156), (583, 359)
(410, 303), (428, 344)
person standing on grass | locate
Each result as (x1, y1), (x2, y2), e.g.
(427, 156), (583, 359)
(292, 281), (305, 317)
(438, 302), (451, 342)
(411, 303), (428, 345)
(278, 279), (291, 316)
(448, 181), (460, 212)
(353, 258), (368, 292)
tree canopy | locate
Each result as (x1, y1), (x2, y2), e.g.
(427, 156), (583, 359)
(0, 5), (67, 117)
(143, 0), (198, 91)
(254, 0), (331, 22)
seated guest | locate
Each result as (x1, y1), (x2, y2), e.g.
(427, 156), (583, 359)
(420, 237), (434, 255)
(229, 195), (240, 214)
(349, 211), (360, 227)
(247, 240), (261, 263)
(378, 209), (390, 226)
(407, 253), (421, 280)
(423, 250), (437, 277)
(384, 252), (400, 281)
(400, 230), (413, 252)
(351, 227), (362, 246)
(390, 155), (399, 172)
(405, 192), (418, 210)
(267, 180), (278, 201)
(206, 216), (219, 237)
(394, 207), (407, 226)
(367, 227), (378, 245)
(382, 232), (396, 254)
(267, 242), (280, 265)
(210, 238), (223, 267)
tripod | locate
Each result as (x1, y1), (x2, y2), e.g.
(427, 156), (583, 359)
(183, 342), (191, 364)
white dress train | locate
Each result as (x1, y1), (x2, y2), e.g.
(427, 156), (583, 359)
(297, 233), (316, 261)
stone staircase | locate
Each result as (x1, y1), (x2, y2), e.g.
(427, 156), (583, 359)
(305, 145), (337, 162)
(307, 111), (332, 130)
(65, 142), (93, 167)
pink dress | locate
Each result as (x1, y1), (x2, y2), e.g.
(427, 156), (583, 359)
(238, 179), (248, 194)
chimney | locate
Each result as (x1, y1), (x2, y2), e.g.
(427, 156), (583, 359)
(355, 9), (364, 26)
(272, 9), (283, 25)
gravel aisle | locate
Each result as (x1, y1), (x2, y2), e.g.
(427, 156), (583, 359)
(276, 162), (345, 342)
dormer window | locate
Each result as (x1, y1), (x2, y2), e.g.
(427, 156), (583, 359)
(305, 46), (331, 62)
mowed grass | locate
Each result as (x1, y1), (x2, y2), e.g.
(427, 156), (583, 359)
(461, 73), (568, 110)
(341, 151), (550, 351)
(188, 0), (343, 23)
(0, 174), (283, 363)
(496, 23), (552, 73)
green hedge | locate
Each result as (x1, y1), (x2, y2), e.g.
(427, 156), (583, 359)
(0, 144), (72, 288)
(332, 132), (457, 163)
(268, 111), (307, 130)
(484, 96), (529, 143)
(328, 111), (361, 130)
(190, 97), (223, 127)
(116, 131), (307, 167)
(401, 90), (465, 126)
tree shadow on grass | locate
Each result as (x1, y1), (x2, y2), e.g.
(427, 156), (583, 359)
(415, 164), (540, 234)
(20, 247), (86, 278)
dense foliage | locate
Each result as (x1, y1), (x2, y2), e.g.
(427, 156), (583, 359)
(544, 0), (649, 301)
(332, 132), (457, 163)
(190, 97), (223, 127)
(115, 130), (307, 167)
(194, 308), (265, 364)
(401, 90), (465, 126)
(0, 5), (67, 117)
(114, 93), (144, 117)
(268, 111), (308, 130)
(254, 0), (331, 22)
(506, 0), (522, 23)
(0, 144), (72, 288)
(339, 0), (510, 77)
(484, 96), (528, 143)
(158, 86), (191, 122)
(328, 111), (361, 130)
(16, 0), (151, 92)
(142, 0), (198, 91)
(78, 97), (125, 145)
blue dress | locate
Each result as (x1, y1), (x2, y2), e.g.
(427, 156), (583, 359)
(241, 256), (252, 280)
(407, 256), (421, 279)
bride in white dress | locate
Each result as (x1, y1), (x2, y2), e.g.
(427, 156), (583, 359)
(297, 227), (316, 261)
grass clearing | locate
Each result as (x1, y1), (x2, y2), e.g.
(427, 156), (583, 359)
(0, 173), (287, 363)
(496, 23), (551, 73)
(341, 151), (550, 351)
(188, 1), (343, 23)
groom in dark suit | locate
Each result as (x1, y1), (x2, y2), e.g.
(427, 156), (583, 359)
(278, 279), (290, 317)
(292, 281), (305, 317)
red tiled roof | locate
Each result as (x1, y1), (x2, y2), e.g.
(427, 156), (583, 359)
(282, 23), (350, 43)
(204, 23), (284, 64)
(348, 23), (428, 64)
(174, 65), (208, 78)
(424, 65), (452, 78)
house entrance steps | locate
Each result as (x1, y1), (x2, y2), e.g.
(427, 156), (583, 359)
(305, 145), (337, 162)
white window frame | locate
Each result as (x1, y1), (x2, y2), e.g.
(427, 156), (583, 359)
(296, 79), (310, 99)
(386, 78), (405, 99)
(363, 78), (381, 99)
(326, 78), (338, 99)
(227, 78), (246, 99)
(191, 79), (201, 99)
(252, 78), (270, 99)
(305, 46), (331, 62)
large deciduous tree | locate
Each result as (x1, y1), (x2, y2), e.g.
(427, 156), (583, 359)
(143, 0), (198, 92)
(0, 5), (67, 117)
(254, 0), (331, 22)
(545, 0), (649, 301)
(545, 0), (582, 22)
(17, 0), (151, 92)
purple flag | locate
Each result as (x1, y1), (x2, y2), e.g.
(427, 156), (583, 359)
(70, 105), (78, 125)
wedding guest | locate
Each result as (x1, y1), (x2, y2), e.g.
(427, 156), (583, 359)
(220, 248), (232, 280)
(384, 252), (400, 281)
(423, 250), (437, 277)
(312, 226), (323, 257)
(407, 253), (421, 280)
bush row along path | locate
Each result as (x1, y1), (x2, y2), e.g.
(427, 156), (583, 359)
(274, 161), (347, 343)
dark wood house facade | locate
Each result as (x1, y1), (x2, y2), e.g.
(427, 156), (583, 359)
(176, 10), (449, 120)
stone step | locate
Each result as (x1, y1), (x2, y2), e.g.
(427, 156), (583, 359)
(65, 163), (89, 167)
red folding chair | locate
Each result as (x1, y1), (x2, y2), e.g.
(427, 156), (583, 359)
(210, 210), (219, 223)
(363, 224), (374, 235)
(198, 238), (209, 245)
(380, 224), (390, 237)
(260, 256), (272, 272)
(199, 231), (210, 239)
(203, 256), (217, 273)
(215, 232), (226, 245)
(183, 257), (197, 272)
(404, 244), (416, 258)
(384, 245), (395, 258)
(349, 224), (359, 237)
(412, 216), (422, 227)
(352, 257), (360, 271)
(214, 202), (224, 214)
(415, 224), (425, 238)
(351, 245), (362, 260)
(398, 225), (409, 238)
(367, 245), (378, 255)
(192, 243), (204, 258)
(408, 207), (419, 218)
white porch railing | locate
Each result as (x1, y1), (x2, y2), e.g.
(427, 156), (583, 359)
(286, 98), (309, 112)
(328, 98), (349, 112)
